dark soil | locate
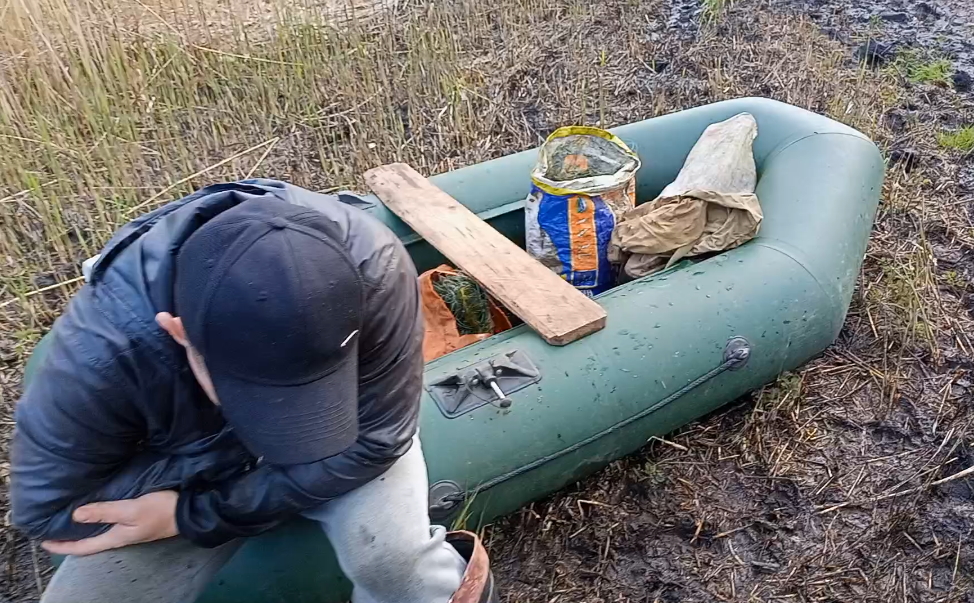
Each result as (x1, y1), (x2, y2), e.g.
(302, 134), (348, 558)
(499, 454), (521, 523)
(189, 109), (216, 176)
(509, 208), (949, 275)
(774, 0), (974, 72)
(485, 1), (974, 602)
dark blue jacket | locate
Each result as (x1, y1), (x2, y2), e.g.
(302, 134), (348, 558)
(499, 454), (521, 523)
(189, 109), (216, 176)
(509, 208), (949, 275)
(11, 180), (423, 547)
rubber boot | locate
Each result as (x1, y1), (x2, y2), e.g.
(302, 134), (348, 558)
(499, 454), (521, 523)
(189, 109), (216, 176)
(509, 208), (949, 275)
(447, 531), (500, 603)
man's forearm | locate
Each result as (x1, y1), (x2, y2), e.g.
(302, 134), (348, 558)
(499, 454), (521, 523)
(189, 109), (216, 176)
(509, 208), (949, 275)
(15, 451), (181, 542)
(175, 444), (408, 548)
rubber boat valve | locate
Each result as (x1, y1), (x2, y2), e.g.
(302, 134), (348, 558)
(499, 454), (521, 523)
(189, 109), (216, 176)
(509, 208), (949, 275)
(723, 336), (751, 370)
(428, 480), (465, 522)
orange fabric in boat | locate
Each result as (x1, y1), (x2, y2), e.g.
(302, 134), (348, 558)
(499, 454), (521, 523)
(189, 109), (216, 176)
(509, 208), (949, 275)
(419, 265), (512, 362)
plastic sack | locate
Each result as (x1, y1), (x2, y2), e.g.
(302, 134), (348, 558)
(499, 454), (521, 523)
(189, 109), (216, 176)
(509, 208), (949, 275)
(419, 265), (512, 362)
(659, 112), (758, 197)
(525, 126), (641, 297)
(609, 113), (761, 279)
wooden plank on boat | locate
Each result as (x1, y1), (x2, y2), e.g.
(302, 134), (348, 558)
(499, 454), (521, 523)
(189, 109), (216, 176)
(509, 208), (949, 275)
(364, 163), (607, 345)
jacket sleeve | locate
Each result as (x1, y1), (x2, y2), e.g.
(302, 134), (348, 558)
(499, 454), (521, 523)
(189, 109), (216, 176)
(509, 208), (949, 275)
(10, 287), (149, 541)
(175, 433), (414, 547)
(176, 244), (424, 547)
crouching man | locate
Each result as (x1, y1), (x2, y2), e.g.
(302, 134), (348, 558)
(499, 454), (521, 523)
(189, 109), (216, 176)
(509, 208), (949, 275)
(11, 180), (498, 603)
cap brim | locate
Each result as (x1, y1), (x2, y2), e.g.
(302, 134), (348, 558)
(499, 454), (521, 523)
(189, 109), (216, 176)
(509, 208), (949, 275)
(211, 346), (358, 465)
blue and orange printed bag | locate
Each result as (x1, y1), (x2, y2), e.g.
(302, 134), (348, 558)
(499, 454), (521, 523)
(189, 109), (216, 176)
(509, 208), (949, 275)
(525, 126), (641, 297)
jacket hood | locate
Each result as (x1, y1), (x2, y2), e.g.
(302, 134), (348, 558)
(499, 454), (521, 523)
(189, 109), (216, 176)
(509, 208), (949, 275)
(87, 180), (374, 318)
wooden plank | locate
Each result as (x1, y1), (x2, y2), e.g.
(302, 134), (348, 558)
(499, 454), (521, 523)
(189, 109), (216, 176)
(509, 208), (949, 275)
(364, 163), (606, 345)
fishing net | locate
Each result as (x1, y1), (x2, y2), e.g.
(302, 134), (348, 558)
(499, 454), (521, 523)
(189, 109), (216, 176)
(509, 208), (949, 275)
(543, 134), (638, 181)
(419, 265), (512, 362)
(432, 272), (494, 335)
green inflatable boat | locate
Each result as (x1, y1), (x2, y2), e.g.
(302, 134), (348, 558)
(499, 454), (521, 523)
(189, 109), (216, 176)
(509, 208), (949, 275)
(23, 97), (884, 601)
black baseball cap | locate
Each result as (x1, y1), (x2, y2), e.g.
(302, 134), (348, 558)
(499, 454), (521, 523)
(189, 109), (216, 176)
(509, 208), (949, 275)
(174, 199), (363, 465)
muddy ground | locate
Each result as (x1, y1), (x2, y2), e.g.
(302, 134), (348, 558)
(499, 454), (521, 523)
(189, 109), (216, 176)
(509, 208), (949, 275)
(487, 1), (974, 602)
(2, 0), (974, 601)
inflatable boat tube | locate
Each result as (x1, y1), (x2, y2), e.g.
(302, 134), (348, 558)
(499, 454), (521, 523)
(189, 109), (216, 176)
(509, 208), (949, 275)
(23, 97), (884, 602)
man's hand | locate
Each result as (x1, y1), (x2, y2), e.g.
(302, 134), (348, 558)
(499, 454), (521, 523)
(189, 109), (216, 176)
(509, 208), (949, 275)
(41, 490), (179, 557)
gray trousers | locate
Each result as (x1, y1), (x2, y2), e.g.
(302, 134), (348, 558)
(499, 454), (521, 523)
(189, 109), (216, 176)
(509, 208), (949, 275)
(40, 436), (466, 603)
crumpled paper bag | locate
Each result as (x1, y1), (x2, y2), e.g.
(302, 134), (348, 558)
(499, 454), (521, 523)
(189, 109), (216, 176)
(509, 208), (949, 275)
(608, 113), (763, 278)
(609, 189), (763, 278)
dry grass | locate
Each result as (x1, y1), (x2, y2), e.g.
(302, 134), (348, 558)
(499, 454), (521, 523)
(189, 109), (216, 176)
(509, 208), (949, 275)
(2, 0), (974, 601)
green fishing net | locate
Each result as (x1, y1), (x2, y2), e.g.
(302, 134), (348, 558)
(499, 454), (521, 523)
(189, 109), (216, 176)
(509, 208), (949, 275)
(432, 273), (494, 335)
(543, 134), (637, 181)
